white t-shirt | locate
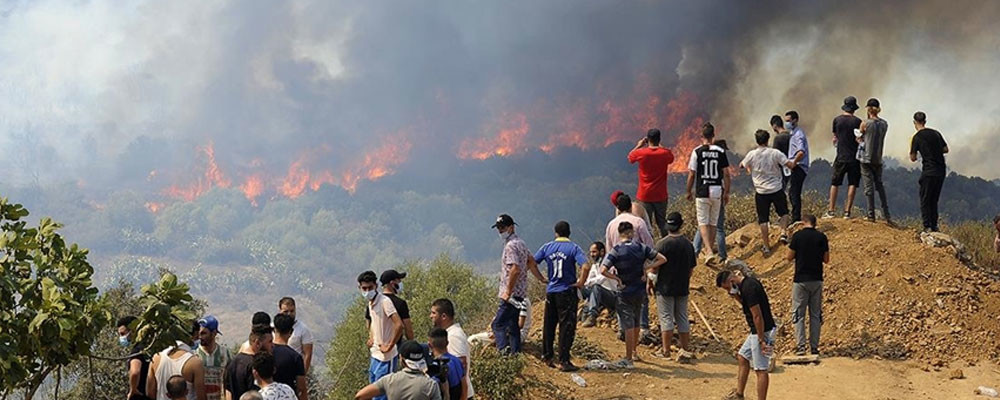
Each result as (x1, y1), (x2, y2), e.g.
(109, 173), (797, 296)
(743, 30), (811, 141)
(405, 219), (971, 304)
(446, 323), (474, 398)
(287, 319), (313, 356)
(259, 382), (297, 400)
(368, 293), (399, 361)
(585, 259), (618, 291)
(740, 146), (790, 195)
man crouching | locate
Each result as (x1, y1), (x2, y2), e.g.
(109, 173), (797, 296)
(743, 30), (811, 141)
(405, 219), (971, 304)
(716, 270), (777, 400)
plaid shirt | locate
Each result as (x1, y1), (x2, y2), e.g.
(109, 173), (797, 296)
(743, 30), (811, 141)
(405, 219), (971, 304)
(498, 233), (530, 299)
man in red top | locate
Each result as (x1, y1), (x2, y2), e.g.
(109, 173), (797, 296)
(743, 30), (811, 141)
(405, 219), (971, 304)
(628, 128), (675, 237)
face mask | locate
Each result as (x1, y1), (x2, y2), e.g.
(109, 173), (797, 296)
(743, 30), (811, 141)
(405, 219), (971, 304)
(729, 285), (740, 296)
(192, 339), (201, 351)
(118, 335), (130, 348)
(499, 230), (512, 241)
(395, 281), (403, 293)
(783, 121), (795, 130)
(363, 290), (377, 301)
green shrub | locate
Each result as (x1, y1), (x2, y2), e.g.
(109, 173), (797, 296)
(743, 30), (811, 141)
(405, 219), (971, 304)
(947, 220), (1000, 272)
(470, 345), (527, 400)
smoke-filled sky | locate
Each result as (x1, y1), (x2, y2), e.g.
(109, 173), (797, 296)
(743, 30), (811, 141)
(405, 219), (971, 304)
(2, 0), (1000, 198)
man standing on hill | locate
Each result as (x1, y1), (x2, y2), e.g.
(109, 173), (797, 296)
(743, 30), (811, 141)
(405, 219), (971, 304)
(359, 270), (403, 400)
(785, 111), (810, 223)
(430, 298), (474, 399)
(786, 214), (829, 356)
(716, 270), (776, 400)
(858, 98), (892, 224)
(770, 115), (792, 192)
(365, 270), (413, 352)
(740, 130), (797, 256)
(606, 194), (655, 341)
(225, 324), (274, 400)
(354, 341), (443, 400)
(909, 111), (949, 232)
(148, 321), (207, 400)
(195, 315), (230, 400)
(278, 298), (314, 373)
(650, 212), (696, 361)
(826, 96), (863, 219)
(272, 313), (308, 400)
(610, 190), (653, 240)
(534, 221), (589, 372)
(118, 316), (152, 400)
(601, 221), (666, 369)
(628, 128), (676, 237)
(693, 140), (732, 262)
(491, 214), (544, 355)
(687, 122), (731, 261)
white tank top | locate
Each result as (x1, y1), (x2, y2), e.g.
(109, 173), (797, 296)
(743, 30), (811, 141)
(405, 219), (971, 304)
(155, 342), (196, 400)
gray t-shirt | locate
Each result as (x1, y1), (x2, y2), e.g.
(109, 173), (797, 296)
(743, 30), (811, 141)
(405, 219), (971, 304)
(740, 147), (789, 195)
(861, 117), (888, 164)
(374, 369), (443, 400)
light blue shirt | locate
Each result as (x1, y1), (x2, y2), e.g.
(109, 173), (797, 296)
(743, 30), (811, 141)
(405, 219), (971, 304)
(788, 126), (810, 172)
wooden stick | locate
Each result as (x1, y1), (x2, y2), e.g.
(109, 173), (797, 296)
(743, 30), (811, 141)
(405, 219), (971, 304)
(691, 298), (721, 342)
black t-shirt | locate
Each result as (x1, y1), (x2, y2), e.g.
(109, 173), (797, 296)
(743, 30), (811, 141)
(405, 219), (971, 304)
(653, 235), (696, 296)
(691, 144), (730, 198)
(365, 293), (410, 321)
(224, 353), (258, 399)
(789, 228), (829, 283)
(127, 344), (150, 398)
(739, 276), (776, 334)
(773, 132), (791, 158)
(832, 114), (862, 163)
(273, 344), (305, 392)
(910, 128), (948, 177)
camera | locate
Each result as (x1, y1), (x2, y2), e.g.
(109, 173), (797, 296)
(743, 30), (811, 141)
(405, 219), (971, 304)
(425, 357), (450, 381)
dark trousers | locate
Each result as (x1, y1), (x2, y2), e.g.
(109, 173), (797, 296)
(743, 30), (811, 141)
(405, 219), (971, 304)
(639, 200), (668, 237)
(788, 166), (808, 222)
(861, 163), (890, 219)
(491, 298), (523, 354)
(919, 175), (945, 231)
(543, 290), (578, 363)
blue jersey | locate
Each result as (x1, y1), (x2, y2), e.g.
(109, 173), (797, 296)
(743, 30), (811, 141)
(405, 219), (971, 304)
(603, 240), (658, 298)
(534, 238), (588, 293)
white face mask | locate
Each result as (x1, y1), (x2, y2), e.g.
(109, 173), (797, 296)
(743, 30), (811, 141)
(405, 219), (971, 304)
(395, 281), (403, 294)
(363, 290), (377, 301)
(729, 284), (740, 296)
(499, 229), (513, 241)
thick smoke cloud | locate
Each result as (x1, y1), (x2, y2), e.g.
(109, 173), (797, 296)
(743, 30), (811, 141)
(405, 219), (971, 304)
(1, 0), (999, 192)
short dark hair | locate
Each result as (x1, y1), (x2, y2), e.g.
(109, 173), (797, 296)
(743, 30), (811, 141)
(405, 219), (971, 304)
(278, 297), (295, 308)
(357, 270), (377, 285)
(769, 115), (783, 128)
(431, 298), (455, 319)
(249, 323), (273, 343)
(190, 320), (200, 336)
(591, 241), (605, 251)
(803, 214), (818, 227)
(785, 110), (799, 121)
(646, 128), (661, 145)
(616, 193), (632, 212)
(701, 122), (715, 139)
(429, 327), (449, 349)
(994, 214), (1000, 225)
(914, 111), (927, 124)
(252, 311), (271, 326)
(273, 313), (295, 335)
(754, 129), (770, 146)
(252, 351), (276, 380)
(715, 270), (732, 288)
(166, 375), (187, 398)
(117, 316), (137, 329)
(618, 221), (634, 234)
(554, 221), (571, 237)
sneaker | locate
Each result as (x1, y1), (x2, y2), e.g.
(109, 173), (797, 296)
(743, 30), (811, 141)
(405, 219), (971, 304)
(865, 214), (876, 222)
(653, 350), (671, 360)
(559, 362), (580, 372)
(581, 314), (596, 328)
(779, 234), (789, 245)
(722, 389), (745, 400)
(794, 348), (806, 356)
(677, 350), (695, 363)
(761, 245), (772, 257)
(843, 210), (851, 219)
(811, 349), (820, 356)
(821, 211), (836, 219)
(613, 359), (635, 369)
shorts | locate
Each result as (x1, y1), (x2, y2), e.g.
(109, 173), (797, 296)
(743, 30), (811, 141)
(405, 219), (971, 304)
(831, 161), (861, 187)
(369, 356), (398, 389)
(738, 327), (777, 371)
(655, 295), (690, 333)
(754, 191), (788, 223)
(695, 198), (722, 226)
(616, 295), (644, 330)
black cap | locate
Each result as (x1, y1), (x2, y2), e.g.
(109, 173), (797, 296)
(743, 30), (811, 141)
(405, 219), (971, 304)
(491, 214), (516, 229)
(399, 340), (426, 362)
(842, 96), (859, 112)
(379, 269), (407, 284)
(665, 212), (684, 231)
(866, 98), (880, 108)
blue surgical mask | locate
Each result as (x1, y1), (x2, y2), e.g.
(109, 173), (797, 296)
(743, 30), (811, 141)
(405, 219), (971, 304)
(118, 335), (130, 348)
(395, 281), (403, 294)
(192, 339), (201, 351)
(363, 290), (377, 301)
(783, 121), (795, 130)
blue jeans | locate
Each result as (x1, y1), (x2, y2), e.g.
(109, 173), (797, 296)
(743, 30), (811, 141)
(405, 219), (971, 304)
(368, 357), (397, 400)
(583, 285), (617, 318)
(693, 202), (728, 259)
(491, 299), (522, 354)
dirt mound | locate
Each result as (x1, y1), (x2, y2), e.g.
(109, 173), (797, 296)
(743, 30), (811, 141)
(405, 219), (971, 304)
(698, 218), (1000, 366)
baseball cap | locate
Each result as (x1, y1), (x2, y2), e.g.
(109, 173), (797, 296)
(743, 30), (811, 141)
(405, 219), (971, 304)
(198, 315), (221, 334)
(866, 98), (880, 108)
(379, 269), (407, 285)
(842, 96), (859, 112)
(491, 214), (516, 229)
(665, 212), (684, 231)
(609, 190), (625, 207)
(399, 340), (428, 370)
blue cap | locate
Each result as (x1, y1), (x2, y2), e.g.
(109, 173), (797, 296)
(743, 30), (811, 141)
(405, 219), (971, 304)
(198, 315), (221, 334)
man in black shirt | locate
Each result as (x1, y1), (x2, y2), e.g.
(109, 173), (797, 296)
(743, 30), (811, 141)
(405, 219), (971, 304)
(909, 111), (949, 232)
(825, 96), (863, 219)
(272, 313), (308, 399)
(770, 115), (792, 192)
(686, 122), (731, 261)
(366, 270), (414, 346)
(716, 270), (776, 400)
(225, 323), (274, 400)
(786, 214), (829, 356)
(650, 212), (696, 361)
(118, 316), (151, 400)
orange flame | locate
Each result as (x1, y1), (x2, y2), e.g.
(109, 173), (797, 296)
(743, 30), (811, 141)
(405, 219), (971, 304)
(145, 202), (164, 213)
(240, 174), (265, 205)
(457, 113), (530, 160)
(163, 142), (231, 201)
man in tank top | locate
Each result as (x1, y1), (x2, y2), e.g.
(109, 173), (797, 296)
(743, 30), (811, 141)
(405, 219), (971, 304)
(147, 321), (207, 400)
